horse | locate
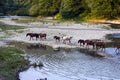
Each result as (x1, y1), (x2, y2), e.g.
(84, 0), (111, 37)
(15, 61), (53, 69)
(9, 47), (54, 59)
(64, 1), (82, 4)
(39, 33), (47, 39)
(26, 33), (39, 40)
(54, 36), (60, 42)
(78, 39), (85, 46)
(95, 41), (106, 50)
(85, 40), (95, 49)
(62, 36), (73, 43)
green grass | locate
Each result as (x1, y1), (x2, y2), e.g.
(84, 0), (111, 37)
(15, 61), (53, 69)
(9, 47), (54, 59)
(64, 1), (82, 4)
(0, 47), (29, 80)
(0, 22), (24, 31)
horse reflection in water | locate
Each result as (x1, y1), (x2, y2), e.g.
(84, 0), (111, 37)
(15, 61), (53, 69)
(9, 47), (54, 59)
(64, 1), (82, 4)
(115, 44), (120, 54)
(27, 44), (47, 50)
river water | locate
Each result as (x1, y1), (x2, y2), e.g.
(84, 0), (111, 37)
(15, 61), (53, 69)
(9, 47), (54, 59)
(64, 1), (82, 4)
(9, 41), (120, 80)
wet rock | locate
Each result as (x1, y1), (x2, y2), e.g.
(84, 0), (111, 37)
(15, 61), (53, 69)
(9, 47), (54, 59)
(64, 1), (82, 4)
(31, 62), (44, 68)
(37, 78), (47, 80)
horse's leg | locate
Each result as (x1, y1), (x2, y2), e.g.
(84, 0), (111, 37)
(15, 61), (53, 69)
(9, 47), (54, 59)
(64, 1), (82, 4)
(36, 37), (37, 41)
(102, 45), (105, 51)
(63, 40), (66, 44)
(30, 37), (31, 40)
(115, 48), (118, 54)
(69, 40), (71, 43)
(80, 43), (81, 46)
(58, 38), (60, 42)
(93, 44), (95, 49)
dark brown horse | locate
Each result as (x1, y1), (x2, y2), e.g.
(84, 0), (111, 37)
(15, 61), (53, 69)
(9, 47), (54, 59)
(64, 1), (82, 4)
(85, 40), (95, 49)
(26, 33), (39, 40)
(95, 42), (106, 50)
(54, 36), (60, 42)
(78, 39), (85, 46)
(39, 33), (47, 39)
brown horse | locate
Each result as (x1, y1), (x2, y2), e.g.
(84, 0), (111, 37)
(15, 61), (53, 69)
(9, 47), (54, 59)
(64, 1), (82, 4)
(95, 41), (106, 50)
(78, 39), (85, 46)
(39, 33), (47, 39)
(26, 33), (39, 40)
(85, 40), (95, 49)
(54, 36), (60, 42)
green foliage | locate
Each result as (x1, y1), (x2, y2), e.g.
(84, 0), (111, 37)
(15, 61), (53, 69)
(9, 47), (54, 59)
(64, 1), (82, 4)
(29, 0), (61, 16)
(0, 0), (31, 15)
(0, 0), (120, 19)
(54, 13), (62, 19)
(86, 0), (120, 19)
(60, 0), (84, 19)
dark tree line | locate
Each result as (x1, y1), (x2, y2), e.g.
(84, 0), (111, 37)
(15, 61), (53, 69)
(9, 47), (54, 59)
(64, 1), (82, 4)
(0, 0), (120, 19)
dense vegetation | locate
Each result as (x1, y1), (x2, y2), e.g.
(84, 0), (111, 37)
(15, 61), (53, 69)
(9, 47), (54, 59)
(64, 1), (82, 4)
(0, 47), (29, 80)
(0, 0), (120, 19)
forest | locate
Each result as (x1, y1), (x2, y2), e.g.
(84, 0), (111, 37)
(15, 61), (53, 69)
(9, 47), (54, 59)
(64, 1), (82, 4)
(0, 0), (120, 20)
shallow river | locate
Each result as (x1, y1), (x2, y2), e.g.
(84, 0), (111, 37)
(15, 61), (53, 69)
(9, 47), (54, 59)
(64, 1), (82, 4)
(9, 40), (120, 80)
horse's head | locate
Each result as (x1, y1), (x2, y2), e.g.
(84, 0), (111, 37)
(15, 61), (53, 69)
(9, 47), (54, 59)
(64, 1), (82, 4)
(26, 33), (30, 37)
(78, 40), (81, 43)
(53, 36), (56, 39)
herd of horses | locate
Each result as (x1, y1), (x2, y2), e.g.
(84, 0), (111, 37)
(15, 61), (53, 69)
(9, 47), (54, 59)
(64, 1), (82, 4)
(26, 33), (120, 52)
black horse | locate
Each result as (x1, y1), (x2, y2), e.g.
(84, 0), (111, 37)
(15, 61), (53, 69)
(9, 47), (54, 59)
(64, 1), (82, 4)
(78, 39), (85, 46)
(26, 33), (39, 40)
(54, 36), (60, 42)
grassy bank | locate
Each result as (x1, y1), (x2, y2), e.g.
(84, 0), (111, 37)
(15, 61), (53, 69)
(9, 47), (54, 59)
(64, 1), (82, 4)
(0, 47), (29, 80)
(0, 22), (24, 31)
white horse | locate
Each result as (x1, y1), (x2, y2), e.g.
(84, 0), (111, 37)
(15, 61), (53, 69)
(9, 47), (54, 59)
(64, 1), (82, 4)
(62, 36), (73, 43)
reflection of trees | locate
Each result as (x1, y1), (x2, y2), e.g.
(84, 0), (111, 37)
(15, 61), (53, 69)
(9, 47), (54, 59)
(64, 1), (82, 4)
(27, 44), (47, 50)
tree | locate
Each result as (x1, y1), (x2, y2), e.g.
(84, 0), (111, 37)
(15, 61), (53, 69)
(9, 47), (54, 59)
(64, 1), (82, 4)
(29, 0), (61, 16)
(60, 0), (85, 19)
(86, 0), (119, 19)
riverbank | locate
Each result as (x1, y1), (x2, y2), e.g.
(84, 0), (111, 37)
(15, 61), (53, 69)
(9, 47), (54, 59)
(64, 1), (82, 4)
(0, 46), (29, 80)
(88, 19), (120, 24)
(1, 16), (120, 53)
